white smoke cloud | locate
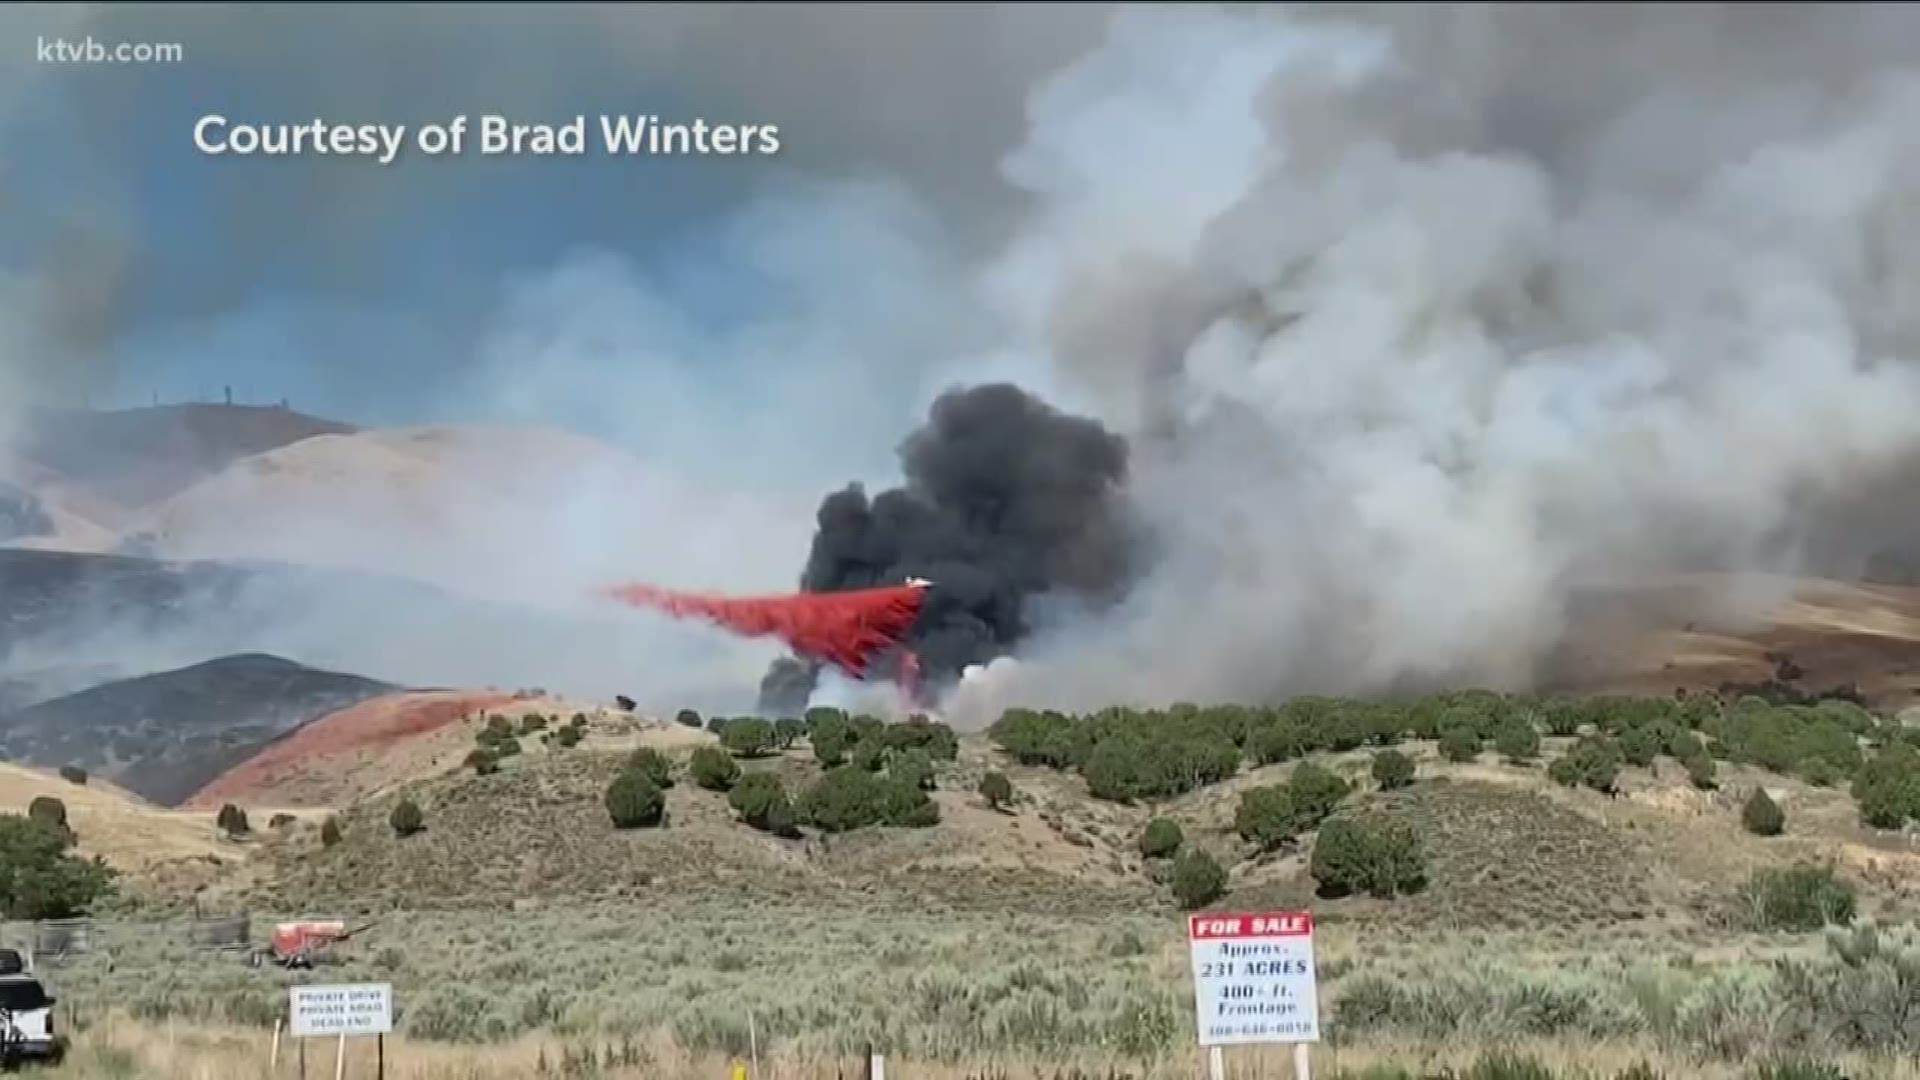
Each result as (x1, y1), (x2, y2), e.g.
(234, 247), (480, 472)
(944, 3), (1920, 716)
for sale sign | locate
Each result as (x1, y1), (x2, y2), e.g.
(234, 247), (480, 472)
(1188, 911), (1320, 1046)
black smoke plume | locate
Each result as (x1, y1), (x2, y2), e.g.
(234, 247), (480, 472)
(758, 383), (1133, 715)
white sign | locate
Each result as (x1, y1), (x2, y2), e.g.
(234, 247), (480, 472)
(289, 983), (393, 1038)
(1189, 911), (1320, 1046)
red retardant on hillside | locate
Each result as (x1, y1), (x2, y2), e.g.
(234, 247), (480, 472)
(601, 580), (928, 679)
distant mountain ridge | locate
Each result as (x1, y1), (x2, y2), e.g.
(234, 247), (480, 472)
(10, 403), (356, 511)
(0, 653), (397, 806)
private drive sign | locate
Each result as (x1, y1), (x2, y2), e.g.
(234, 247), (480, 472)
(289, 982), (393, 1037)
(1188, 911), (1320, 1046)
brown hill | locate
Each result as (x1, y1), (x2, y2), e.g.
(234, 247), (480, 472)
(186, 689), (564, 810)
(0, 653), (396, 807)
(223, 723), (1920, 932)
(0, 762), (228, 873)
(1544, 573), (1920, 712)
(11, 403), (354, 514)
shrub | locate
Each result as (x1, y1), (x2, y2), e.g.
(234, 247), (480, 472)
(1439, 725), (1482, 763)
(1540, 701), (1584, 737)
(1549, 736), (1623, 793)
(1140, 817), (1184, 858)
(625, 748), (674, 788)
(850, 739), (888, 773)
(889, 748), (936, 792)
(518, 714), (549, 736)
(27, 796), (66, 834)
(674, 708), (703, 729)
(979, 770), (1013, 810)
(803, 706), (846, 732)
(320, 817), (342, 847)
(1738, 866), (1855, 931)
(1667, 729), (1707, 761)
(1494, 718), (1541, 763)
(706, 716), (731, 735)
(269, 813), (295, 829)
(1684, 753), (1717, 790)
(1743, 787), (1785, 836)
(1251, 718), (1313, 765)
(216, 804), (250, 837)
(1851, 744), (1920, 829)
(809, 710), (853, 766)
(0, 814), (113, 919)
(1287, 762), (1351, 826)
(881, 717), (960, 761)
(464, 749), (498, 776)
(801, 768), (937, 832)
(721, 718), (778, 758)
(1857, 780), (1912, 830)
(389, 798), (424, 838)
(729, 772), (800, 837)
(1371, 750), (1415, 790)
(1235, 786), (1299, 852)
(1712, 702), (1863, 782)
(490, 737), (522, 760)
(605, 772), (665, 829)
(1170, 848), (1227, 910)
(850, 715), (887, 745)
(551, 725), (583, 749)
(774, 717), (806, 749)
(1310, 813), (1428, 899)
(873, 775), (940, 828)
(689, 746), (740, 791)
(57, 765), (86, 786)
(988, 709), (1085, 768)
(483, 714), (514, 740)
(1619, 724), (1661, 767)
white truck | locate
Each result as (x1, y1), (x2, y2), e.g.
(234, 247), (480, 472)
(0, 969), (64, 1065)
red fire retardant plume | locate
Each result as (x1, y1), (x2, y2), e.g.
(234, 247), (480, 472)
(601, 581), (928, 679)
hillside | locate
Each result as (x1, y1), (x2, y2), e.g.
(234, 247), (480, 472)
(227, 709), (1919, 932)
(238, 737), (1154, 916)
(8, 403), (355, 514)
(0, 548), (255, 660)
(1544, 574), (1920, 712)
(0, 762), (231, 874)
(55, 691), (1920, 1078)
(0, 653), (396, 807)
(185, 690), (617, 810)
(119, 423), (815, 604)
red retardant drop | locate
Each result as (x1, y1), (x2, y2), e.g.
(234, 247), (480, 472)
(600, 580), (929, 680)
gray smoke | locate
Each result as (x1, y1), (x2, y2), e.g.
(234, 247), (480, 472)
(13, 2), (1920, 726)
(760, 383), (1132, 715)
(944, 2), (1920, 723)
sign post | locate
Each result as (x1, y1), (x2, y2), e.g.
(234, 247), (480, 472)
(1188, 911), (1320, 1080)
(289, 983), (394, 1080)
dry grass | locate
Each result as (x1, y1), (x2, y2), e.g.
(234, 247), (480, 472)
(0, 763), (234, 872)
(37, 1014), (1920, 1080)
(22, 899), (1920, 1068)
(1544, 572), (1920, 710)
